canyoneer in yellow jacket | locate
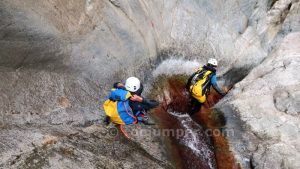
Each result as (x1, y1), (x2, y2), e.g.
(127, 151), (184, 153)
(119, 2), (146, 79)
(186, 58), (226, 114)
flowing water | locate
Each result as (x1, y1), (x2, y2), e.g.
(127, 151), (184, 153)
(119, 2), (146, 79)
(168, 111), (216, 169)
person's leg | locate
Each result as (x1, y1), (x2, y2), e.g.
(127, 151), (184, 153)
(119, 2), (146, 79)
(129, 100), (157, 125)
(129, 99), (159, 113)
(129, 101), (145, 115)
(142, 98), (159, 109)
(190, 97), (202, 115)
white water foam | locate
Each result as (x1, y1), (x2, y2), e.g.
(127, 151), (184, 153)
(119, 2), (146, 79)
(152, 58), (202, 77)
(169, 111), (216, 169)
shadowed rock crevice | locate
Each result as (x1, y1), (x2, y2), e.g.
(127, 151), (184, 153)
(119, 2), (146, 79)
(268, 0), (279, 10)
(222, 67), (251, 88)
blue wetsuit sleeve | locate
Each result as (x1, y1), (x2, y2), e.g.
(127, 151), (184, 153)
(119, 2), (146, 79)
(210, 74), (225, 96)
(211, 75), (217, 86)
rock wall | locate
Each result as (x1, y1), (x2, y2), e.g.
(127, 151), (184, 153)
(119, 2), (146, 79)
(2, 0), (293, 126)
(216, 32), (300, 169)
(215, 1), (300, 169)
(0, 0), (299, 168)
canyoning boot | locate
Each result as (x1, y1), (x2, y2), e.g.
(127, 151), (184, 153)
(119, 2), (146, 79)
(139, 117), (155, 125)
(140, 119), (155, 125)
(104, 116), (110, 126)
(139, 111), (155, 125)
(189, 97), (202, 115)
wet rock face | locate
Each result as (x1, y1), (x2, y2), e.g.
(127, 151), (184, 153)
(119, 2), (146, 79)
(0, 0), (300, 168)
(215, 4), (300, 166)
(216, 32), (300, 169)
(0, 124), (170, 169)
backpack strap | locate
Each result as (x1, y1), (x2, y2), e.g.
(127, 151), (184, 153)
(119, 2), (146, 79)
(201, 72), (214, 95)
(189, 68), (207, 92)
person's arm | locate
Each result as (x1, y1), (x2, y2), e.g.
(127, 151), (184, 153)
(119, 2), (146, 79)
(113, 82), (126, 90)
(113, 82), (121, 88)
(130, 94), (143, 102)
(129, 83), (144, 102)
(210, 74), (226, 96)
(112, 82), (144, 102)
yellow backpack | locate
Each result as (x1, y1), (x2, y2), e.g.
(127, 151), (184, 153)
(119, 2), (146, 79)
(189, 68), (213, 103)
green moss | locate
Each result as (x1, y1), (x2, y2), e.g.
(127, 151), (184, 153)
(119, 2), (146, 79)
(211, 109), (226, 128)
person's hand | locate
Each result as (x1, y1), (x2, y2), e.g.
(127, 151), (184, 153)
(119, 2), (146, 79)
(224, 87), (230, 93)
(113, 82), (124, 88)
(222, 87), (230, 96)
(130, 95), (143, 102)
(117, 83), (124, 87)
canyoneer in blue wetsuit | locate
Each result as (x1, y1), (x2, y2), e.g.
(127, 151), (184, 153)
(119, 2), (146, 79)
(186, 58), (226, 114)
(103, 77), (159, 125)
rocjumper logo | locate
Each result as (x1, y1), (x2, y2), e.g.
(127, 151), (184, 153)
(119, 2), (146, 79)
(107, 127), (235, 139)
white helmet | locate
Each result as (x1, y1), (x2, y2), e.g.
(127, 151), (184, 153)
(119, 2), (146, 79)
(208, 58), (218, 66)
(125, 77), (141, 92)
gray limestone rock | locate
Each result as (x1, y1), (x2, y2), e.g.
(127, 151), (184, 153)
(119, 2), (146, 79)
(1, 0), (300, 168)
(216, 32), (300, 169)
